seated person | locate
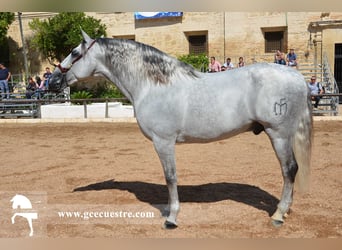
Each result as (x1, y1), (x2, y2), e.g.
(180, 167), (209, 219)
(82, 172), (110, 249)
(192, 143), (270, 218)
(26, 76), (38, 99)
(35, 76), (42, 88)
(208, 56), (221, 72)
(286, 48), (298, 67)
(237, 57), (245, 67)
(308, 76), (324, 109)
(221, 57), (234, 71)
(36, 75), (46, 98)
(274, 50), (286, 65)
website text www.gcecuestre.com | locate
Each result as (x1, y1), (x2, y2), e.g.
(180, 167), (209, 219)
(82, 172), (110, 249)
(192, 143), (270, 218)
(57, 210), (155, 220)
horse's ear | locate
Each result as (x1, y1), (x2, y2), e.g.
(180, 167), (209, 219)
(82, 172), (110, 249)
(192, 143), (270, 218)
(80, 28), (93, 44)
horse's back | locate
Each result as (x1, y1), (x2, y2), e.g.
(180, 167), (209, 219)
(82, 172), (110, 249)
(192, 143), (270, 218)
(191, 63), (307, 119)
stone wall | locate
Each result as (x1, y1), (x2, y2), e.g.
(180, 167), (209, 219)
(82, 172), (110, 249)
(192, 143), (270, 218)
(6, 12), (342, 75)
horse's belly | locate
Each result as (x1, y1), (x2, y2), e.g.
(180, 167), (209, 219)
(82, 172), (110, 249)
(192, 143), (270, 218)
(178, 118), (251, 143)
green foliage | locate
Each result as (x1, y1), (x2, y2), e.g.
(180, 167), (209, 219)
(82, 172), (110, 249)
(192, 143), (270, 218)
(70, 90), (93, 104)
(0, 12), (15, 43)
(177, 53), (209, 72)
(71, 90), (93, 99)
(70, 79), (125, 98)
(0, 12), (15, 63)
(99, 84), (125, 99)
(29, 12), (106, 62)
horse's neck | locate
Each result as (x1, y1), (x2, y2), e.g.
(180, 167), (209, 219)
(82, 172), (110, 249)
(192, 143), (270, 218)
(104, 66), (143, 104)
(100, 39), (194, 104)
(102, 58), (150, 104)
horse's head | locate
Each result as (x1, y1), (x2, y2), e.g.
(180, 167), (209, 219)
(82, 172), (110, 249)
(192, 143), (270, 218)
(10, 194), (33, 209)
(49, 30), (97, 92)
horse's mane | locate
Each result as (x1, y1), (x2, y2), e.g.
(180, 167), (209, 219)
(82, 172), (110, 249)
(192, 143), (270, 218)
(97, 38), (199, 84)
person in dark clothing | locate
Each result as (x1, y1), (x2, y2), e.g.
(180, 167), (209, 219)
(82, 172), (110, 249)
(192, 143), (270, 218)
(26, 76), (38, 99)
(0, 62), (11, 99)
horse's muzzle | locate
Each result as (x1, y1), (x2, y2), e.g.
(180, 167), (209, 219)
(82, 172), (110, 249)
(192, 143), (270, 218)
(49, 71), (67, 92)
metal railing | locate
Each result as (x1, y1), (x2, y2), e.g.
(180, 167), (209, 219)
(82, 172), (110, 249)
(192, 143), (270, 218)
(322, 53), (339, 95)
(0, 97), (130, 119)
(314, 53), (340, 116)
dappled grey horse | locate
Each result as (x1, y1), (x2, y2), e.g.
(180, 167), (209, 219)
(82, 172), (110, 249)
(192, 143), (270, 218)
(49, 30), (312, 228)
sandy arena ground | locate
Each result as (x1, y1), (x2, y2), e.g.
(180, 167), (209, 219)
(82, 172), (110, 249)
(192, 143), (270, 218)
(0, 121), (341, 238)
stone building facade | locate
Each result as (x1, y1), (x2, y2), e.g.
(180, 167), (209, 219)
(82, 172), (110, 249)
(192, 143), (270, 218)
(6, 12), (342, 80)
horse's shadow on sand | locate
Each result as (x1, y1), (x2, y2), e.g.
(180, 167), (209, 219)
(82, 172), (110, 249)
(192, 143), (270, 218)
(74, 180), (279, 217)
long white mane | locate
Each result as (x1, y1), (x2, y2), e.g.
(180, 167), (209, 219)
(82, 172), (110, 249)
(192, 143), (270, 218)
(97, 38), (200, 84)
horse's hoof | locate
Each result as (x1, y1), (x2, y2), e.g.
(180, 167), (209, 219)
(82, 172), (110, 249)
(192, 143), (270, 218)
(164, 220), (178, 229)
(271, 219), (284, 228)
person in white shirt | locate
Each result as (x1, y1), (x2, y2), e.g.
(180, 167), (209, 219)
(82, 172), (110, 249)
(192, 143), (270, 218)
(221, 57), (234, 71)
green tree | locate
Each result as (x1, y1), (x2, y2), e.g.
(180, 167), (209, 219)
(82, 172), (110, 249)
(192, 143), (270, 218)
(177, 53), (209, 72)
(0, 12), (14, 42)
(29, 12), (106, 62)
(0, 12), (15, 63)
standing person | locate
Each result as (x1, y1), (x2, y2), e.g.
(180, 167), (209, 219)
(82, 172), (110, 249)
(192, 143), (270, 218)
(286, 48), (298, 67)
(237, 57), (245, 67)
(42, 67), (52, 90)
(208, 56), (221, 73)
(0, 62), (11, 99)
(308, 76), (324, 109)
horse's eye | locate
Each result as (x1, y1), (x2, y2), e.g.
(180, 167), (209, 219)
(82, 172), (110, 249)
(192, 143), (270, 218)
(71, 50), (79, 57)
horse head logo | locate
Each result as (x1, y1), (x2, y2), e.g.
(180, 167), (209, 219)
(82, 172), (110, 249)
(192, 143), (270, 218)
(10, 194), (38, 237)
(10, 194), (33, 209)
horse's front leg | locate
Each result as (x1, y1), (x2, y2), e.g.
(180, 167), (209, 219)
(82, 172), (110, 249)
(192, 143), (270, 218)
(153, 137), (179, 229)
(11, 214), (17, 224)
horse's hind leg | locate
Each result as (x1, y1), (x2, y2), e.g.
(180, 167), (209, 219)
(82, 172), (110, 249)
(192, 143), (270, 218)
(27, 218), (34, 237)
(266, 131), (298, 226)
(153, 137), (179, 229)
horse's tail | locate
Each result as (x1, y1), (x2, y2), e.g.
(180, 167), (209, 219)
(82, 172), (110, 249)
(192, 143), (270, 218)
(292, 91), (313, 193)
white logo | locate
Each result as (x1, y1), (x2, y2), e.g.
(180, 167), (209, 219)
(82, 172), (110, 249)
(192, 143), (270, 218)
(10, 194), (38, 237)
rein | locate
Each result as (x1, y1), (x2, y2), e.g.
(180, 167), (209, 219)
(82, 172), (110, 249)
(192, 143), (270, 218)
(57, 39), (96, 73)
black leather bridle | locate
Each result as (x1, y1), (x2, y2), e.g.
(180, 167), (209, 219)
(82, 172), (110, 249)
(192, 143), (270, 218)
(49, 40), (96, 92)
(56, 39), (96, 73)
